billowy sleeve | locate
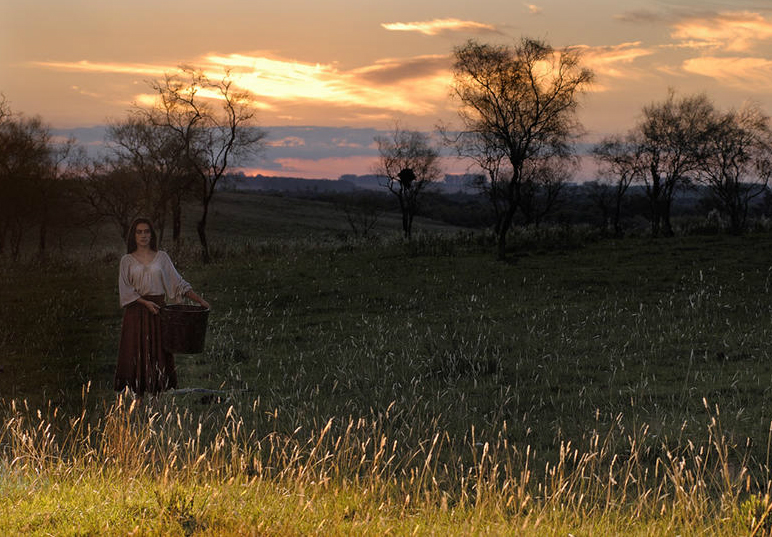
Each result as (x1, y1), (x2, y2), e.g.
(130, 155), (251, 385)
(158, 251), (192, 304)
(119, 255), (141, 307)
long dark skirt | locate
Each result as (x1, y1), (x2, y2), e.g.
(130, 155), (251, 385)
(114, 295), (177, 395)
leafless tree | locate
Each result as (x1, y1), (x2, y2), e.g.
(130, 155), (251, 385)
(518, 156), (571, 226)
(0, 106), (77, 258)
(374, 124), (442, 239)
(77, 160), (145, 240)
(592, 135), (641, 236)
(696, 102), (772, 234)
(36, 134), (78, 253)
(140, 67), (266, 262)
(636, 91), (714, 237)
(105, 115), (192, 244)
(335, 191), (385, 238)
(448, 38), (593, 259)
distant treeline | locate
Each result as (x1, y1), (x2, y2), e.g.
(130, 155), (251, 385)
(225, 176), (772, 236)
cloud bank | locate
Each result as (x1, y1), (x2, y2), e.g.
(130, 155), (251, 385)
(381, 18), (500, 36)
(671, 10), (772, 51)
(35, 52), (454, 124)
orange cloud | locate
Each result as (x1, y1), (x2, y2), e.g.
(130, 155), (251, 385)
(207, 53), (452, 115)
(682, 56), (772, 91)
(35, 53), (453, 120)
(525, 4), (542, 15)
(33, 60), (167, 76)
(381, 18), (499, 36)
(571, 42), (656, 89)
(267, 136), (306, 148)
(671, 11), (772, 51)
(70, 85), (102, 98)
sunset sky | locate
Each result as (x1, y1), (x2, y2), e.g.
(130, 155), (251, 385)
(3, 0), (772, 178)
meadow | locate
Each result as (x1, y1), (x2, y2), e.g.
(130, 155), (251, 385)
(3, 192), (772, 534)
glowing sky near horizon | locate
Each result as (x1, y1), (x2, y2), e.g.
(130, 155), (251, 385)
(2, 0), (772, 178)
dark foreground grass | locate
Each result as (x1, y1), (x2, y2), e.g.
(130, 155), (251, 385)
(3, 227), (772, 534)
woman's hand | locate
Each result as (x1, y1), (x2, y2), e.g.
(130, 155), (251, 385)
(139, 298), (161, 315)
(186, 290), (210, 310)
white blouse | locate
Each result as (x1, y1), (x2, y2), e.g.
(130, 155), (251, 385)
(119, 250), (192, 307)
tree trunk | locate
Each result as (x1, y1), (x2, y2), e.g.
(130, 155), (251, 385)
(613, 197), (623, 238)
(662, 198), (674, 237)
(172, 200), (182, 243)
(496, 204), (517, 261)
(197, 203), (210, 263)
(729, 203), (744, 235)
(649, 198), (661, 237)
(38, 201), (48, 254)
(38, 222), (47, 253)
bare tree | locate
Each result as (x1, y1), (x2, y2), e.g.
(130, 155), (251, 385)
(335, 191), (385, 238)
(0, 113), (43, 257)
(592, 135), (641, 236)
(36, 134), (78, 253)
(448, 38), (593, 259)
(374, 125), (442, 239)
(105, 115), (192, 244)
(77, 160), (145, 240)
(453, 129), (511, 239)
(636, 91), (714, 237)
(696, 102), (772, 234)
(140, 67), (266, 262)
(0, 106), (77, 258)
(518, 156), (570, 226)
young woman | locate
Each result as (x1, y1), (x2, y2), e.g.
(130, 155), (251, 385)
(114, 217), (210, 395)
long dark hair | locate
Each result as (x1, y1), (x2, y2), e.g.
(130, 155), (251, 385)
(126, 217), (158, 253)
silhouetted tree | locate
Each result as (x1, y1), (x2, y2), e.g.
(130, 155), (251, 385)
(518, 157), (570, 226)
(0, 103), (77, 258)
(448, 38), (593, 259)
(374, 125), (442, 239)
(36, 134), (78, 253)
(139, 67), (266, 262)
(635, 91), (714, 237)
(583, 180), (615, 233)
(335, 191), (385, 238)
(696, 102), (772, 234)
(105, 115), (193, 244)
(77, 160), (145, 240)
(592, 135), (640, 236)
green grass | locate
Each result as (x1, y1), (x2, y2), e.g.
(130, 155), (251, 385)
(3, 193), (772, 534)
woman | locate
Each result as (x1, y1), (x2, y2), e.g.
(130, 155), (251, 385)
(114, 217), (210, 395)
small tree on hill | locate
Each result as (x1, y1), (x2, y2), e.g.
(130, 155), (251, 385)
(374, 125), (442, 239)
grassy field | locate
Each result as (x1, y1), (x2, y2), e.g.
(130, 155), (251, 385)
(3, 193), (772, 534)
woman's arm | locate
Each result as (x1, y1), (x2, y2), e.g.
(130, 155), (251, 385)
(185, 289), (210, 309)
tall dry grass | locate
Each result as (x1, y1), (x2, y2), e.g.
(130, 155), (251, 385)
(1, 384), (769, 534)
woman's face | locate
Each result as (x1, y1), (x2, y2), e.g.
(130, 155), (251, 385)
(135, 223), (152, 248)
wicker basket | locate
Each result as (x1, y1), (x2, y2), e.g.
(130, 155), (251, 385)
(161, 304), (210, 354)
